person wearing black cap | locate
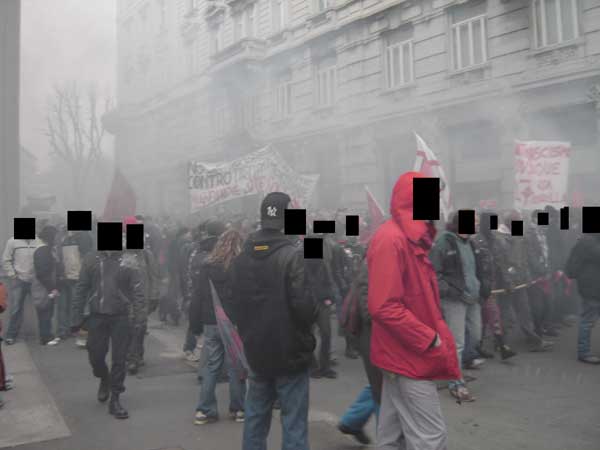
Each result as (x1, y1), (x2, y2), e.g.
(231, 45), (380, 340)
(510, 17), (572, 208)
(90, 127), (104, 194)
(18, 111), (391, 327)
(231, 192), (316, 450)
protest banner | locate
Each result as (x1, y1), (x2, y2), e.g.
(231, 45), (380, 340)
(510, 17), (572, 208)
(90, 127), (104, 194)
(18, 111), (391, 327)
(189, 147), (319, 212)
(514, 140), (571, 210)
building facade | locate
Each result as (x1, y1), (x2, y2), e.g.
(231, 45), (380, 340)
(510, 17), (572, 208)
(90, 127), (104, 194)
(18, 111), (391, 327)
(0, 0), (21, 248)
(107, 0), (600, 216)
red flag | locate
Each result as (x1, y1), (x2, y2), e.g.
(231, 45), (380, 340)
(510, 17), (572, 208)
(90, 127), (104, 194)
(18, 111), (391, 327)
(360, 186), (385, 245)
(102, 168), (136, 221)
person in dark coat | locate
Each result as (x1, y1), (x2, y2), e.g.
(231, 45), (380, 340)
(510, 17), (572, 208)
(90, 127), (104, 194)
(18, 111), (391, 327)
(565, 232), (600, 364)
(0, 282), (8, 408)
(193, 230), (246, 425)
(231, 192), (316, 450)
(32, 226), (60, 346)
(72, 246), (146, 419)
(338, 255), (382, 445)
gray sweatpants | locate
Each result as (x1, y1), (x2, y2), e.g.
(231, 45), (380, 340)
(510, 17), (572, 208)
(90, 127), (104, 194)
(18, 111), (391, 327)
(377, 371), (448, 450)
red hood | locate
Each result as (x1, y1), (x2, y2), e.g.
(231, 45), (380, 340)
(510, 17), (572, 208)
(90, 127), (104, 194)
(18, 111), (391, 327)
(390, 171), (436, 247)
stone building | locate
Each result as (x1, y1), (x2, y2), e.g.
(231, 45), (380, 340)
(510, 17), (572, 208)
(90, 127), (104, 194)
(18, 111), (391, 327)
(106, 0), (600, 216)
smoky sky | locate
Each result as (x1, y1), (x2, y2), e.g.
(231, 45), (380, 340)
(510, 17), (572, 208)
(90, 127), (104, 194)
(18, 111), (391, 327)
(20, 0), (116, 170)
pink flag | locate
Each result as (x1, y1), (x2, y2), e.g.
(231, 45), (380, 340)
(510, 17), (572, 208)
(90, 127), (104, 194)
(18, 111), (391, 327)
(360, 186), (385, 245)
(413, 132), (452, 220)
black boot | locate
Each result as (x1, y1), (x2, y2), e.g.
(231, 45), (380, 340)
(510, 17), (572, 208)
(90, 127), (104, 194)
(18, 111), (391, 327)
(109, 394), (129, 419)
(494, 335), (517, 360)
(97, 377), (110, 403)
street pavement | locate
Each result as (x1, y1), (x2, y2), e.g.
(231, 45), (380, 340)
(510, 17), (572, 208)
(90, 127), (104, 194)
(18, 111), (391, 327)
(1, 314), (599, 450)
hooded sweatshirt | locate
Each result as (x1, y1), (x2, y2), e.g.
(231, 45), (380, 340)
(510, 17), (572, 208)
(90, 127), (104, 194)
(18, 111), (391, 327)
(2, 238), (42, 282)
(231, 228), (316, 377)
(367, 171), (460, 381)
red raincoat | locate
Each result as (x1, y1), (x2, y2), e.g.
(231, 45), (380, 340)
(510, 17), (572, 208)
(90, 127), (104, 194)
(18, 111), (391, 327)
(367, 172), (460, 381)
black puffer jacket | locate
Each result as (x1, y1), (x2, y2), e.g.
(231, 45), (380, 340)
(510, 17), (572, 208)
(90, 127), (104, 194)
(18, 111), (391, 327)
(565, 234), (600, 301)
(231, 229), (316, 378)
(470, 233), (494, 300)
(188, 236), (219, 334)
(72, 251), (146, 328)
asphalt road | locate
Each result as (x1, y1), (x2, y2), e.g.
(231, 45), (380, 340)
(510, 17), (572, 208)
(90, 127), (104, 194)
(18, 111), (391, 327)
(1, 313), (599, 450)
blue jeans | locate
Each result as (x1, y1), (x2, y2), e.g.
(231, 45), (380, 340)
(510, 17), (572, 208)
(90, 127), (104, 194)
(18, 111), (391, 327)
(577, 298), (600, 358)
(340, 385), (379, 432)
(462, 326), (479, 364)
(183, 325), (197, 353)
(57, 280), (76, 337)
(242, 370), (310, 450)
(196, 325), (246, 417)
(5, 279), (32, 340)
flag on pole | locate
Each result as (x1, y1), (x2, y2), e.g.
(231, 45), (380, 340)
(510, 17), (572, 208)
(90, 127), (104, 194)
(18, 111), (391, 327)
(360, 186), (385, 245)
(102, 168), (137, 220)
(413, 132), (452, 220)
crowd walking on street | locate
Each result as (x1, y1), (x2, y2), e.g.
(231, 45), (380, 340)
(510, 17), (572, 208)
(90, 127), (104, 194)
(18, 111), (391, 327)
(1, 173), (598, 450)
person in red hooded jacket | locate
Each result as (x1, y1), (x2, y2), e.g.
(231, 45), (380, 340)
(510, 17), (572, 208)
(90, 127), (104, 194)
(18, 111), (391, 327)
(368, 172), (460, 450)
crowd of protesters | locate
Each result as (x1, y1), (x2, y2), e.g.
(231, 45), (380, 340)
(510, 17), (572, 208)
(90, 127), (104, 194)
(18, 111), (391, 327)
(0, 171), (599, 449)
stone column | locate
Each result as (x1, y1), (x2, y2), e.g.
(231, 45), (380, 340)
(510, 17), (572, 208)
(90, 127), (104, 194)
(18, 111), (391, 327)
(0, 0), (21, 251)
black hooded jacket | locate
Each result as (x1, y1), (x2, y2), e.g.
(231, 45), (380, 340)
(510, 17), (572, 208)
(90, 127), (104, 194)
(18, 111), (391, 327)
(230, 228), (316, 377)
(565, 234), (600, 301)
(188, 236), (223, 333)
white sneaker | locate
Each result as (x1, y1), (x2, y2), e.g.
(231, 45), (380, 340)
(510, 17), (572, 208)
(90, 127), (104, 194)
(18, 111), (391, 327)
(184, 350), (200, 362)
(47, 337), (61, 346)
(75, 338), (87, 348)
(230, 411), (245, 423)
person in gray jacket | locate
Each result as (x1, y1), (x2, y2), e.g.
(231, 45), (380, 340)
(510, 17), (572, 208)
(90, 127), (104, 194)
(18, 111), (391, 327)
(2, 233), (41, 344)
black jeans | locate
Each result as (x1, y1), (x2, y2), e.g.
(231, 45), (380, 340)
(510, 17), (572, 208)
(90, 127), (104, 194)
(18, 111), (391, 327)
(87, 314), (131, 395)
(127, 321), (147, 366)
(313, 303), (332, 372)
(528, 284), (551, 335)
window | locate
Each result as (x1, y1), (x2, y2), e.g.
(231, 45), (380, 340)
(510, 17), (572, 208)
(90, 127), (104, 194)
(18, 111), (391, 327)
(214, 104), (231, 137)
(315, 62), (336, 108)
(385, 40), (413, 88)
(234, 12), (245, 41)
(315, 0), (330, 12)
(533, 0), (579, 48)
(273, 82), (292, 119)
(187, 0), (199, 13)
(271, 0), (288, 32)
(240, 95), (259, 129)
(158, 0), (167, 30)
(246, 3), (257, 38)
(234, 5), (257, 42)
(451, 15), (487, 71)
(211, 23), (223, 54)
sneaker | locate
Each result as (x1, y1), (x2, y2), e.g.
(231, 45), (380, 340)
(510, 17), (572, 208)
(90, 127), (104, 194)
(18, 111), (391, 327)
(4, 338), (15, 345)
(47, 337), (61, 346)
(464, 358), (485, 370)
(194, 411), (218, 425)
(530, 340), (554, 352)
(449, 384), (476, 403)
(578, 355), (600, 365)
(230, 411), (245, 423)
(184, 350), (200, 362)
(543, 328), (560, 338)
(75, 338), (87, 348)
(338, 423), (371, 445)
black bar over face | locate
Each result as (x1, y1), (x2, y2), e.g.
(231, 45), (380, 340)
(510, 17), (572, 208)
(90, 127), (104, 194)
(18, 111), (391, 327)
(489, 215), (498, 230)
(303, 237), (323, 259)
(313, 220), (335, 234)
(458, 210), (475, 235)
(511, 220), (524, 236)
(13, 218), (35, 240)
(345, 215), (359, 236)
(67, 211), (92, 231)
(560, 207), (569, 230)
(413, 177), (440, 221)
(582, 206), (600, 233)
(284, 209), (306, 235)
(97, 222), (123, 251)
(537, 212), (549, 226)
(126, 224), (144, 250)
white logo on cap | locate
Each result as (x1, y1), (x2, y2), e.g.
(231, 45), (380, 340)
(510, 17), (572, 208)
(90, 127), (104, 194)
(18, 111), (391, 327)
(267, 206), (278, 217)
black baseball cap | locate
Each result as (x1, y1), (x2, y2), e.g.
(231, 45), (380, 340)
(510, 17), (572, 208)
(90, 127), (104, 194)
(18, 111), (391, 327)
(260, 192), (291, 230)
